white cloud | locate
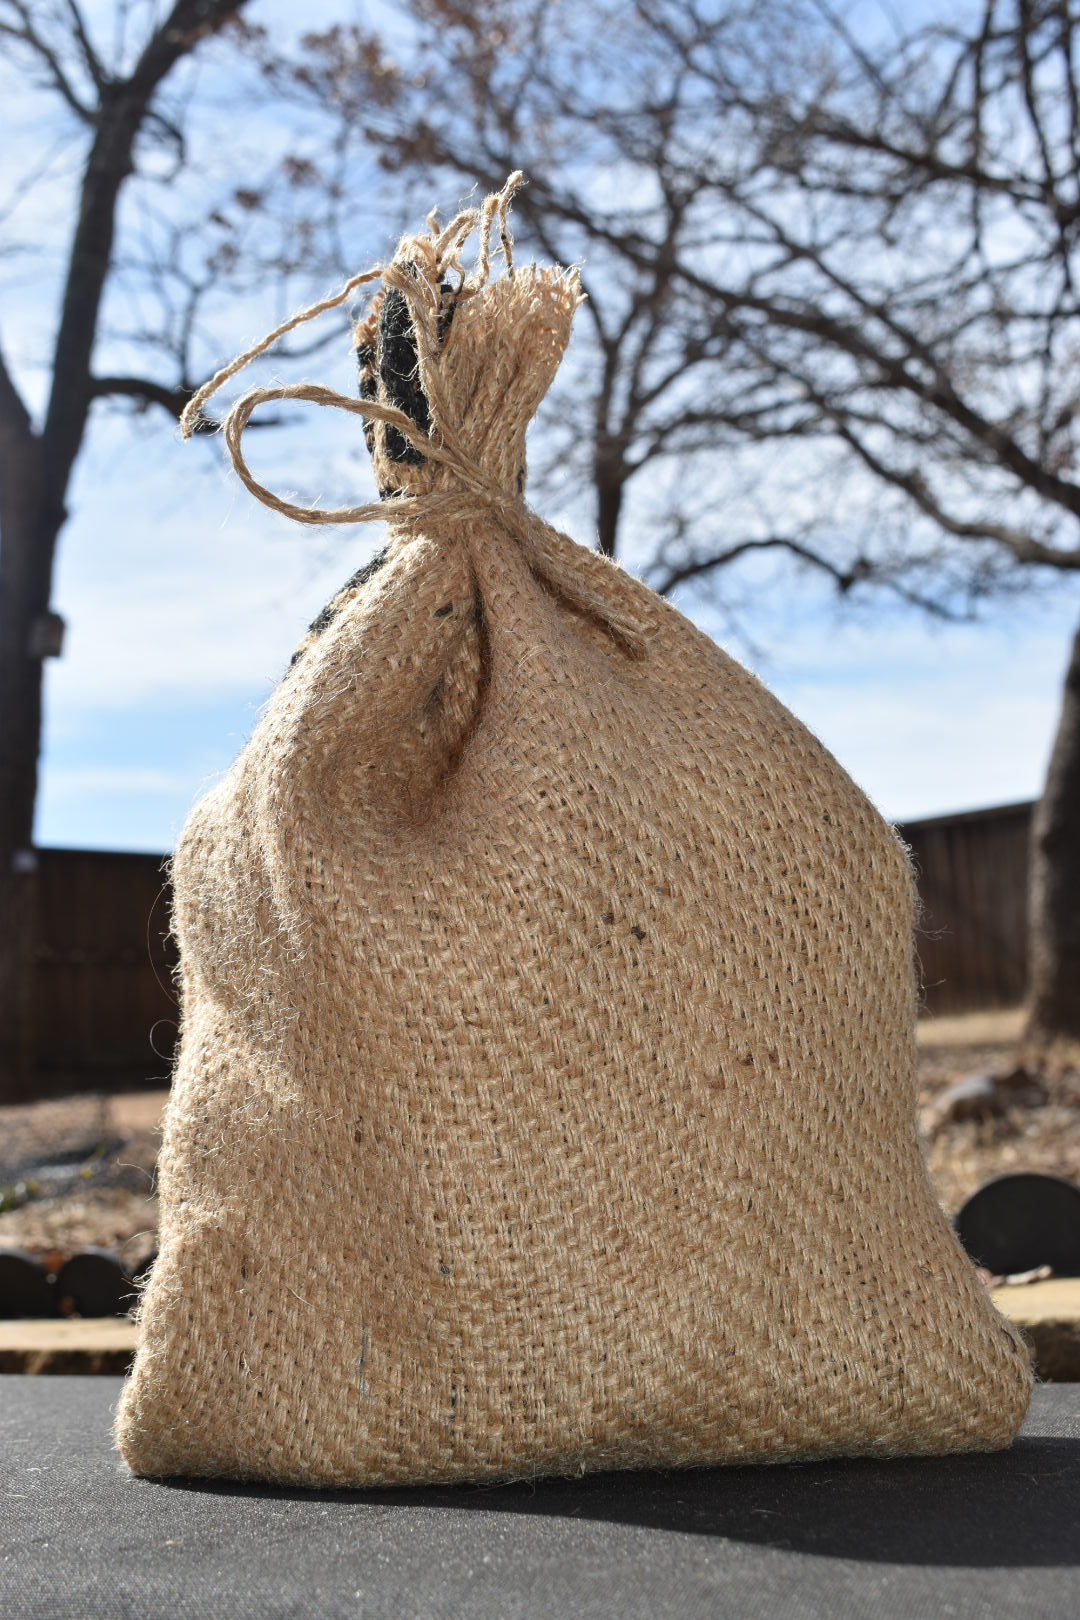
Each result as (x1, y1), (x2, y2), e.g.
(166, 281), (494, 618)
(44, 765), (189, 796)
(741, 606), (1071, 822)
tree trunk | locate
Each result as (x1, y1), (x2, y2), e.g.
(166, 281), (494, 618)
(1028, 615), (1080, 1041)
(596, 475), (624, 560)
(0, 1), (245, 1103)
(0, 438), (56, 1100)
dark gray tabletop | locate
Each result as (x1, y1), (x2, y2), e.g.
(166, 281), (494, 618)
(1, 1377), (1077, 1619)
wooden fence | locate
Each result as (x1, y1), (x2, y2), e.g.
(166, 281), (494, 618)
(26, 803), (1034, 1095)
(896, 800), (1033, 1016)
(31, 847), (178, 1100)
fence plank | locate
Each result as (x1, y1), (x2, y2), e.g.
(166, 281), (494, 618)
(897, 802), (1032, 1014)
(32, 849), (177, 1097)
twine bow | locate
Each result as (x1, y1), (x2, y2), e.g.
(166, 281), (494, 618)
(180, 174), (649, 661)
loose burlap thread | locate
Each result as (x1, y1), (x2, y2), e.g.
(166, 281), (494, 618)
(115, 174), (1032, 1487)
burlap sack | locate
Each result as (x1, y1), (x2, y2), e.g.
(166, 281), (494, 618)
(115, 176), (1031, 1486)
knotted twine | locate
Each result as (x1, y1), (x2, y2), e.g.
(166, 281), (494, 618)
(181, 173), (649, 661)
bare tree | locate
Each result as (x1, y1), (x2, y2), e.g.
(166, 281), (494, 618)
(0, 0), (351, 1097)
(294, 0), (1080, 1037)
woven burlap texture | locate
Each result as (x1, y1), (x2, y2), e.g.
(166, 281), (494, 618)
(115, 179), (1032, 1487)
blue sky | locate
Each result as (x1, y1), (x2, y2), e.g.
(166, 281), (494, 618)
(6, 1), (1079, 852)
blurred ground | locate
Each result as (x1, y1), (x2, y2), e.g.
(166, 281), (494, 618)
(0, 1090), (162, 1271)
(918, 1008), (1080, 1215)
(0, 1008), (1077, 1265)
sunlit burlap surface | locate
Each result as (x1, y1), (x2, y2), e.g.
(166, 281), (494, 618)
(115, 184), (1032, 1486)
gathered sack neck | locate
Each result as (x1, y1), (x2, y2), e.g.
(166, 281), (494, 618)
(180, 172), (650, 662)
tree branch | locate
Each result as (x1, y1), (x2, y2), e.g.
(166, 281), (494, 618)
(90, 373), (203, 425)
(42, 0), (247, 497)
(647, 532), (961, 616)
(826, 409), (1080, 568)
(0, 330), (33, 442)
(90, 373), (279, 433)
(0, 3), (95, 123)
(62, 0), (106, 95)
(125, 0), (244, 101)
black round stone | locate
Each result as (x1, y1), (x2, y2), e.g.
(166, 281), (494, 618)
(54, 1249), (134, 1318)
(956, 1173), (1080, 1276)
(0, 1249), (55, 1319)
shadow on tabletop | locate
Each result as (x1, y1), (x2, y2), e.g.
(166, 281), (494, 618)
(157, 1433), (1080, 1569)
